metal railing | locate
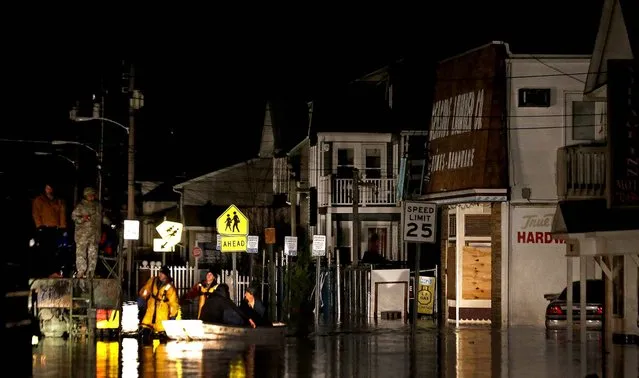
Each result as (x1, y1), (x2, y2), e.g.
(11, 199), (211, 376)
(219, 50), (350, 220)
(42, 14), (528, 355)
(339, 265), (372, 319)
(557, 144), (607, 199)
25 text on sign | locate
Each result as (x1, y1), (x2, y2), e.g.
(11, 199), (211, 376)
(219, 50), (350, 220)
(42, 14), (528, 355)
(403, 201), (437, 243)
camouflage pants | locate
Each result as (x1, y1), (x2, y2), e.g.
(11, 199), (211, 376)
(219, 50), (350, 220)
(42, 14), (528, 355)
(75, 233), (98, 278)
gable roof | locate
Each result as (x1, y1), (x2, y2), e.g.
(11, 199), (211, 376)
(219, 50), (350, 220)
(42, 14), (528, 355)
(173, 158), (262, 190)
(143, 182), (180, 202)
(584, 0), (635, 96)
(269, 99), (310, 157)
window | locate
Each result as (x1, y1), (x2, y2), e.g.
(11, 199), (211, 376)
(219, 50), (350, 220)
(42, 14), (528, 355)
(337, 148), (354, 178)
(364, 148), (382, 178)
(572, 101), (596, 140)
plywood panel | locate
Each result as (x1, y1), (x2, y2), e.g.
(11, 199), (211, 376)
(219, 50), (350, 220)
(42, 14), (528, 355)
(462, 246), (492, 300)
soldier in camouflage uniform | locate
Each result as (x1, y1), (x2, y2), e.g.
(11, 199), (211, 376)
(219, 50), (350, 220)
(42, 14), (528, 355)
(71, 187), (103, 278)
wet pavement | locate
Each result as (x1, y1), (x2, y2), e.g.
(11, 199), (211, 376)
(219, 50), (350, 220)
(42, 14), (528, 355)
(31, 321), (638, 377)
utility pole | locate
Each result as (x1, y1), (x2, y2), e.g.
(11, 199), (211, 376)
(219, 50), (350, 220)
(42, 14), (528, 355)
(287, 177), (297, 322)
(93, 98), (105, 203)
(352, 168), (360, 266)
(126, 62), (136, 297)
(290, 177), (297, 237)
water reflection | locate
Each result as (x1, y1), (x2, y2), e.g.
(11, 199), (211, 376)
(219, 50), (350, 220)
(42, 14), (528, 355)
(31, 323), (637, 377)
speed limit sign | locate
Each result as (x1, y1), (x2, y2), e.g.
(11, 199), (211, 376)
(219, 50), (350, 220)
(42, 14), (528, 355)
(403, 201), (437, 243)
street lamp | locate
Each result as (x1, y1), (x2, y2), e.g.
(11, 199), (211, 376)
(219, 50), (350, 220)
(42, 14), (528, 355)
(73, 116), (130, 134)
(51, 140), (101, 202)
(69, 114), (130, 203)
(34, 152), (79, 205)
(51, 140), (99, 157)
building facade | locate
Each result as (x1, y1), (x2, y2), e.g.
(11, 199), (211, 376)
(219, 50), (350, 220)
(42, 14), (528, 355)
(424, 42), (600, 327)
(552, 0), (638, 343)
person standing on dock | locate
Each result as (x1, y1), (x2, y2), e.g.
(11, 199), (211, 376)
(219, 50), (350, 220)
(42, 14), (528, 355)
(31, 183), (67, 277)
(71, 187), (103, 278)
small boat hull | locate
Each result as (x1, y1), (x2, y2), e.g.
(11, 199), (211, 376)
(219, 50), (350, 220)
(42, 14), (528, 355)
(162, 320), (286, 343)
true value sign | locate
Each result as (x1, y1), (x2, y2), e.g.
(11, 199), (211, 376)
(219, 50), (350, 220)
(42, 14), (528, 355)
(403, 201), (437, 243)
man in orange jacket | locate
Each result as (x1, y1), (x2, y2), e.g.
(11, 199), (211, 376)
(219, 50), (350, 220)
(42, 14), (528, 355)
(32, 183), (67, 277)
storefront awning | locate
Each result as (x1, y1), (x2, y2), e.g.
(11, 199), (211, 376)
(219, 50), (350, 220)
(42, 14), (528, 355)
(418, 188), (507, 205)
(551, 199), (639, 236)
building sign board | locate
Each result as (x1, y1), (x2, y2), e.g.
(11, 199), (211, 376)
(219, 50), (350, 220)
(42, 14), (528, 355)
(607, 59), (639, 208)
(425, 43), (509, 193)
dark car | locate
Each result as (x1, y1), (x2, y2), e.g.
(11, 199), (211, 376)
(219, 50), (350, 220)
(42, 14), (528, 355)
(545, 279), (604, 331)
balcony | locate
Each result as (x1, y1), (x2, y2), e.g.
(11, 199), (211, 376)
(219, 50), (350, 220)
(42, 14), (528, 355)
(557, 144), (607, 199)
(318, 175), (397, 207)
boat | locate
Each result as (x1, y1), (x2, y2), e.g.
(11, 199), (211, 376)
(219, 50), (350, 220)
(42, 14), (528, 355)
(162, 319), (287, 343)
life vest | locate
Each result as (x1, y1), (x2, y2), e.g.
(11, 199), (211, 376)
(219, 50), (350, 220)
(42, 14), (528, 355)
(197, 281), (218, 318)
(150, 278), (173, 303)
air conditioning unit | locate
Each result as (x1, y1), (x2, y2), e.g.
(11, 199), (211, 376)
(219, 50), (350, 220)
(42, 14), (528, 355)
(297, 181), (310, 191)
(518, 88), (551, 107)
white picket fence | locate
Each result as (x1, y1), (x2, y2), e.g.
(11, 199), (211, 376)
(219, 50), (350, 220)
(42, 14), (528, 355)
(139, 263), (251, 303)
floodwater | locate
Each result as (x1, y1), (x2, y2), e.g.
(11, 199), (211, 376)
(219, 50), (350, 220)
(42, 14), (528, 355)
(31, 321), (638, 377)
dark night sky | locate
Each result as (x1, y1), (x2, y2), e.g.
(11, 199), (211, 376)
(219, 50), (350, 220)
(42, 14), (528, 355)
(3, 1), (603, 195)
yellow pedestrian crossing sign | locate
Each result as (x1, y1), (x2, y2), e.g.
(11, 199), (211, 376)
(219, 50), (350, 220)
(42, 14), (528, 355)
(216, 204), (249, 236)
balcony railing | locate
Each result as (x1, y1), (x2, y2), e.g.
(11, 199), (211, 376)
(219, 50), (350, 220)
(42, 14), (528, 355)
(557, 144), (607, 199)
(318, 175), (397, 206)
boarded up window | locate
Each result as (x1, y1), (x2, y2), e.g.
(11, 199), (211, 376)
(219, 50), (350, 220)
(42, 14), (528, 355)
(464, 214), (491, 237)
(462, 246), (492, 300)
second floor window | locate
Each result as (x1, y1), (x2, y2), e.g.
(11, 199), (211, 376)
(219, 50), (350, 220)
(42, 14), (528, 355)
(337, 148), (355, 178)
(572, 101), (596, 141)
(365, 147), (382, 178)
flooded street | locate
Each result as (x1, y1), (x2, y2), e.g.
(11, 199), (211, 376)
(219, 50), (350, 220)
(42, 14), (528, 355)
(31, 321), (637, 377)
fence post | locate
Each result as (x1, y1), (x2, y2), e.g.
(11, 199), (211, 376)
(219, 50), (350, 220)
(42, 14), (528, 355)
(336, 249), (341, 321)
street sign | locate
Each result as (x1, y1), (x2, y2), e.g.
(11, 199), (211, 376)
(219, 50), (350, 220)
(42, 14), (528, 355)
(403, 201), (437, 243)
(312, 235), (326, 257)
(284, 236), (298, 256)
(247, 235), (259, 254)
(192, 246), (202, 258)
(220, 235), (247, 252)
(156, 220), (183, 247)
(153, 238), (174, 252)
(216, 204), (249, 236)
(216, 234), (222, 251)
(264, 228), (276, 244)
(123, 220), (140, 240)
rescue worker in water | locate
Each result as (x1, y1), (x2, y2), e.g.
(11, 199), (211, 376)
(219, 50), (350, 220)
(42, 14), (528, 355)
(180, 268), (219, 319)
(139, 266), (179, 341)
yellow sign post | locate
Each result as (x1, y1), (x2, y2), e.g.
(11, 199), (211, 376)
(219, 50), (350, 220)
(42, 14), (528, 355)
(417, 276), (436, 315)
(216, 204), (249, 252)
(216, 204), (250, 304)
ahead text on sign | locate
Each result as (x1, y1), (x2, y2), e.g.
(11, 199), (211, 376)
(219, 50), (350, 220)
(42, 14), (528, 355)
(220, 235), (247, 252)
